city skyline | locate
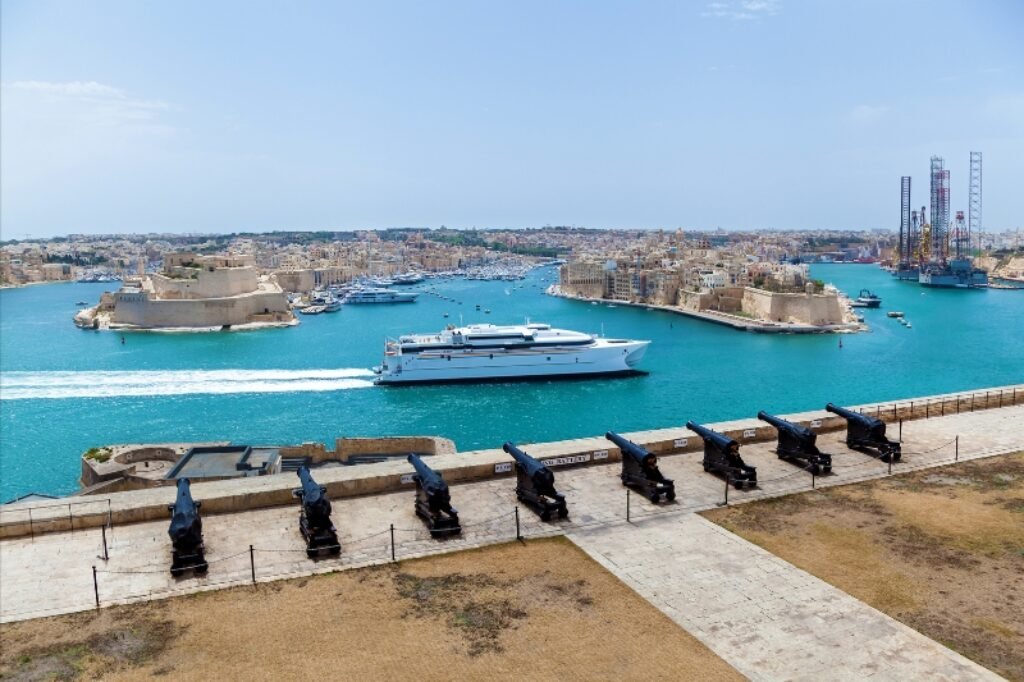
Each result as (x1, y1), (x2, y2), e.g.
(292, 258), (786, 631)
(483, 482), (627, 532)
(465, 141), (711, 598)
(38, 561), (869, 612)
(2, 0), (1022, 238)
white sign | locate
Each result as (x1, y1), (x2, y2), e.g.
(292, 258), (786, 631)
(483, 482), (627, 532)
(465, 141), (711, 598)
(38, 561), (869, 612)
(494, 462), (513, 474)
(673, 438), (688, 448)
(593, 449), (609, 460)
(400, 474), (415, 485)
(743, 429), (757, 439)
(810, 419), (822, 428)
(543, 453), (592, 467)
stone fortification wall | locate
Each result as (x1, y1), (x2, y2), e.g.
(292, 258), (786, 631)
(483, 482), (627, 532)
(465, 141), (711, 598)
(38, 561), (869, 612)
(741, 287), (843, 325)
(274, 269), (315, 293)
(678, 287), (745, 313)
(6, 384), (1020, 539)
(150, 267), (259, 300)
(110, 290), (290, 328)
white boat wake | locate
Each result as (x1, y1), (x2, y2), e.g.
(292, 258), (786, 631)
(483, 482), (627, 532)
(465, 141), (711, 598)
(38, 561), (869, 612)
(0, 369), (376, 400)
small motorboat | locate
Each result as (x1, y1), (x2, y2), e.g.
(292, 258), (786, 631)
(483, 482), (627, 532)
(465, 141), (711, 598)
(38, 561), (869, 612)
(850, 289), (882, 308)
(887, 311), (904, 318)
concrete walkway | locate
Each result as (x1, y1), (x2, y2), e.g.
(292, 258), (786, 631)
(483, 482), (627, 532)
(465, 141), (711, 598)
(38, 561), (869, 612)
(569, 514), (1001, 682)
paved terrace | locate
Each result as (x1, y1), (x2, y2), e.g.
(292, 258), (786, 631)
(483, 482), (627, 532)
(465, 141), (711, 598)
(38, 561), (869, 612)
(2, 391), (1022, 679)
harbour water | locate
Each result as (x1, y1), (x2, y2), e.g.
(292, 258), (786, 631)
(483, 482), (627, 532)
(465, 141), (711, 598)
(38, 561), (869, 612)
(1, 264), (1022, 501)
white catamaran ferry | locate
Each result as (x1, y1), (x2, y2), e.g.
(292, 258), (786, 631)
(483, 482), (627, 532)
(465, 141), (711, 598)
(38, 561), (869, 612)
(373, 323), (649, 385)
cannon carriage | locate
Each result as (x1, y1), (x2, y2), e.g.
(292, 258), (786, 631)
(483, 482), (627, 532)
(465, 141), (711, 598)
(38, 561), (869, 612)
(605, 432), (675, 503)
(826, 403), (901, 462)
(292, 466), (341, 558)
(167, 478), (208, 577)
(757, 411), (832, 474)
(407, 454), (462, 537)
(686, 421), (757, 489)
(502, 442), (568, 521)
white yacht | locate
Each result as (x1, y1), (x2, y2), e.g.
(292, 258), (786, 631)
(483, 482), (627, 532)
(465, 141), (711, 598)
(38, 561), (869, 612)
(345, 288), (418, 304)
(374, 323), (649, 385)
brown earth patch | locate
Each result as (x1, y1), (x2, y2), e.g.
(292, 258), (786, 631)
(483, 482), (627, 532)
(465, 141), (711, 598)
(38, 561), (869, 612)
(0, 537), (741, 682)
(703, 452), (1024, 681)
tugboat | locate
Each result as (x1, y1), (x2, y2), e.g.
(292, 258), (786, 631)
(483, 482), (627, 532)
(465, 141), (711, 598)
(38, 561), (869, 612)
(850, 289), (882, 308)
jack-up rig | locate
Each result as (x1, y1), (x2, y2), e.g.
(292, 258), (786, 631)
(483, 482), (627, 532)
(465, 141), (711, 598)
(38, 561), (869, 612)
(893, 152), (988, 288)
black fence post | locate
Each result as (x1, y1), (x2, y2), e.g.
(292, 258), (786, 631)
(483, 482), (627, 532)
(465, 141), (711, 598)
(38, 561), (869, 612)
(724, 477), (730, 506)
(811, 469), (816, 489)
(249, 545), (256, 584)
(390, 524), (396, 562)
(92, 566), (100, 610)
(100, 524), (109, 561)
(926, 402), (929, 418)
(68, 504), (74, 534)
(28, 508), (33, 540)
(898, 419), (903, 442)
(626, 489), (631, 523)
(888, 454), (893, 475)
(515, 506), (522, 541)
(955, 435), (959, 462)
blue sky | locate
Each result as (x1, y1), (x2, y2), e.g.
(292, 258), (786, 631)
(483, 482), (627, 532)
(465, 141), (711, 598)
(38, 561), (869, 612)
(2, 0), (1021, 238)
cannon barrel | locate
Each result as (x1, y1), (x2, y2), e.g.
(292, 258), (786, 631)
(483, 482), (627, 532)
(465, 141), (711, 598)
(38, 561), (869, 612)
(605, 432), (654, 466)
(757, 411), (814, 440)
(407, 453), (449, 497)
(168, 478), (200, 544)
(685, 421), (737, 451)
(296, 465), (332, 523)
(503, 442), (557, 493)
(826, 402), (881, 426)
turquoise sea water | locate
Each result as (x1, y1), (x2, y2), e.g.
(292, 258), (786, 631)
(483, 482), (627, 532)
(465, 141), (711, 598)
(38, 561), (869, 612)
(1, 264), (1022, 501)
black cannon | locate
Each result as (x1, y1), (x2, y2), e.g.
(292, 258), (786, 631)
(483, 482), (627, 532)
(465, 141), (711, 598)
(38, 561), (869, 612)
(686, 421), (757, 489)
(502, 442), (568, 521)
(167, 478), (208, 576)
(757, 411), (832, 474)
(605, 432), (675, 503)
(408, 454), (461, 537)
(292, 466), (341, 557)
(826, 403), (902, 462)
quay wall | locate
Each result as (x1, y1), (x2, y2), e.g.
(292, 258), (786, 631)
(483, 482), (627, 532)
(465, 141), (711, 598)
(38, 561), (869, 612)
(3, 383), (1022, 539)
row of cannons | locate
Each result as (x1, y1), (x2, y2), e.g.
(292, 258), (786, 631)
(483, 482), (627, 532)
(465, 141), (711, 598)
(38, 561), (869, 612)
(165, 403), (901, 575)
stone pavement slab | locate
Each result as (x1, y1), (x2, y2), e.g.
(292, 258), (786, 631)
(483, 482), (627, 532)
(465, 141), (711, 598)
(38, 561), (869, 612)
(569, 514), (1003, 682)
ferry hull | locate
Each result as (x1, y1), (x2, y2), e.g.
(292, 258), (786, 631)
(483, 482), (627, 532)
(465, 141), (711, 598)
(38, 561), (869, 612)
(375, 340), (649, 385)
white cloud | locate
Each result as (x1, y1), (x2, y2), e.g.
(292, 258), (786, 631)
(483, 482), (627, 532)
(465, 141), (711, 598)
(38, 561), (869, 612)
(701, 0), (780, 20)
(848, 104), (889, 123)
(2, 80), (170, 126)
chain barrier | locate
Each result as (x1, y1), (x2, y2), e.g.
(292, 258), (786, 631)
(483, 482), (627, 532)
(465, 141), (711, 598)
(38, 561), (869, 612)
(7, 431), (1014, 623)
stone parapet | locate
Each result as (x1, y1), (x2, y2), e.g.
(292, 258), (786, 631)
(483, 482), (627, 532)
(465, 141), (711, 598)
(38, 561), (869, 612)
(3, 383), (1022, 539)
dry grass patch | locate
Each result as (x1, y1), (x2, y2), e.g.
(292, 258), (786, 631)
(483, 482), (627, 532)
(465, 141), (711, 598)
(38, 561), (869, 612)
(703, 452), (1024, 681)
(0, 537), (741, 682)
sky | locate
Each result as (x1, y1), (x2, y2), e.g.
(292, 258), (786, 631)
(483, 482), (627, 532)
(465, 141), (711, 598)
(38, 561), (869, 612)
(1, 0), (1022, 238)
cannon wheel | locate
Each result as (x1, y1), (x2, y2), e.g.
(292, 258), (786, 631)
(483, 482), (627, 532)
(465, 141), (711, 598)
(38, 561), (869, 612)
(170, 567), (184, 578)
(649, 492), (660, 503)
(558, 506), (569, 518)
(195, 563), (208, 575)
(540, 509), (551, 522)
(666, 491), (676, 502)
(733, 480), (745, 490)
